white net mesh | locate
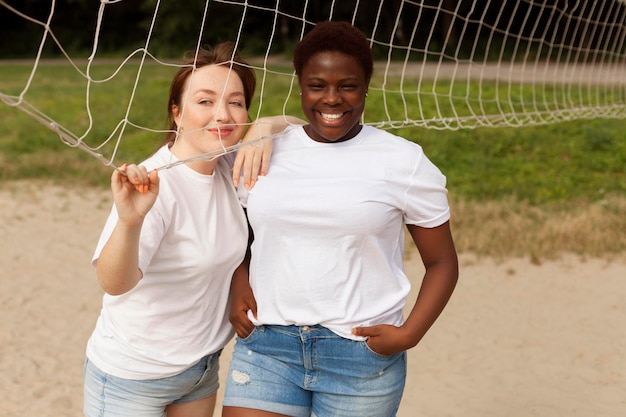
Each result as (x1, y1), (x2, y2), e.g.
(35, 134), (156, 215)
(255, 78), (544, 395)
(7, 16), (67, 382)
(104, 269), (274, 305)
(1, 0), (625, 168)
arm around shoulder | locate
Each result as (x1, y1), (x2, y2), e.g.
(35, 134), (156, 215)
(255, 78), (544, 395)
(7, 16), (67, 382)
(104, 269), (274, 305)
(233, 115), (306, 188)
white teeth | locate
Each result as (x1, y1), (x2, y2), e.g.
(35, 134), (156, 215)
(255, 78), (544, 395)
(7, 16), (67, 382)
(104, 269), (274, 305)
(321, 113), (343, 121)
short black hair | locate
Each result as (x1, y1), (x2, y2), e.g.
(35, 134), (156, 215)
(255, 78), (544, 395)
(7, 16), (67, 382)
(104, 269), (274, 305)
(293, 21), (373, 83)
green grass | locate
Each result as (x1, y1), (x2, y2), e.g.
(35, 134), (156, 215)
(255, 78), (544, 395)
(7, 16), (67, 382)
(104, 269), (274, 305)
(2, 61), (625, 259)
(1, 61), (625, 205)
(411, 119), (626, 204)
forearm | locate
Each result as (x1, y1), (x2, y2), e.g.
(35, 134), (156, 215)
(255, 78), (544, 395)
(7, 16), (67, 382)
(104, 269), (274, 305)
(229, 255), (257, 336)
(402, 261), (458, 348)
(252, 115), (306, 136)
(231, 257), (250, 290)
(234, 115), (305, 188)
(96, 222), (143, 295)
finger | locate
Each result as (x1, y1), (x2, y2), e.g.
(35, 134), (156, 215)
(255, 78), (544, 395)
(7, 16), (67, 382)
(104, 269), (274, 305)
(246, 298), (258, 319)
(242, 148), (255, 190)
(365, 338), (391, 356)
(232, 313), (254, 337)
(259, 138), (272, 177)
(259, 136), (273, 177)
(259, 151), (270, 177)
(148, 169), (160, 194)
(236, 326), (253, 339)
(232, 151), (244, 187)
(352, 325), (379, 338)
(241, 322), (255, 338)
(111, 164), (127, 192)
(112, 163), (126, 182)
(233, 323), (246, 338)
(126, 165), (150, 193)
(244, 154), (259, 188)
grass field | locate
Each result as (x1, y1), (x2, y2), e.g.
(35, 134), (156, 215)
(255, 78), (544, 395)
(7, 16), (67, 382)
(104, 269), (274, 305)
(1, 61), (625, 260)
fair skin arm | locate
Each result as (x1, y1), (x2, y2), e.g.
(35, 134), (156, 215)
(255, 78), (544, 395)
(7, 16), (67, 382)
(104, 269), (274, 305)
(352, 222), (459, 355)
(97, 114), (305, 296)
(232, 115), (305, 189)
(96, 164), (159, 295)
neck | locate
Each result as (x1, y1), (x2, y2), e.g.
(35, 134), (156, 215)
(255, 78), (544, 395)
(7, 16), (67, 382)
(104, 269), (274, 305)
(169, 142), (218, 175)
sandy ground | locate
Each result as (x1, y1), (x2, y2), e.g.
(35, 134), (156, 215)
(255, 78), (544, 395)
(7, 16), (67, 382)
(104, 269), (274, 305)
(1, 182), (624, 417)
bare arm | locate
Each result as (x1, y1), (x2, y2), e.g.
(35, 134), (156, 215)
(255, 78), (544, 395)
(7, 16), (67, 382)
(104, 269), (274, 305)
(229, 210), (258, 337)
(352, 221), (459, 355)
(232, 115), (306, 189)
(96, 164), (159, 295)
(400, 222), (459, 345)
(229, 258), (257, 338)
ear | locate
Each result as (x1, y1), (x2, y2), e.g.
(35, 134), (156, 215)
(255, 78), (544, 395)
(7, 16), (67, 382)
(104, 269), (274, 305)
(172, 104), (181, 127)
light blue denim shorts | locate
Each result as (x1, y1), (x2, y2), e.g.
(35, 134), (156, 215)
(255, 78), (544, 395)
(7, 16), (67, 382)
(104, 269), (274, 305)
(83, 350), (221, 417)
(222, 325), (406, 417)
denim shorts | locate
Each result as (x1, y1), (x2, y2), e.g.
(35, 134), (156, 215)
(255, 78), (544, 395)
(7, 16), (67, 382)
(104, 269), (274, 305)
(83, 351), (221, 417)
(222, 325), (406, 417)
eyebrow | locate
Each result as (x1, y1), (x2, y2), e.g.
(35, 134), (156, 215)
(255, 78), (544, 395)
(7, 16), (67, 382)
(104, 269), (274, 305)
(304, 75), (361, 82)
(194, 88), (245, 97)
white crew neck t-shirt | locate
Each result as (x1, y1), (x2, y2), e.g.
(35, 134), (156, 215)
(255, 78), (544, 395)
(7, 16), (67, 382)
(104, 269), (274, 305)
(87, 146), (247, 379)
(238, 125), (450, 340)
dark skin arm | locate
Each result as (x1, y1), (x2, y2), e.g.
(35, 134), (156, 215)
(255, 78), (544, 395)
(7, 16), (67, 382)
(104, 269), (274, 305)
(352, 221), (459, 356)
(229, 258), (257, 337)
(229, 210), (257, 338)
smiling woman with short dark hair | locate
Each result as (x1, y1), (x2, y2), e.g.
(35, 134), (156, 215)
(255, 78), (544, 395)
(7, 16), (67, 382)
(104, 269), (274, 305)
(223, 21), (459, 417)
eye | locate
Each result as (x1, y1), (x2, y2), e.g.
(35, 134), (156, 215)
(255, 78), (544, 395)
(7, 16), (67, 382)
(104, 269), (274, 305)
(307, 83), (324, 91)
(341, 84), (358, 91)
(229, 100), (244, 107)
(199, 99), (214, 105)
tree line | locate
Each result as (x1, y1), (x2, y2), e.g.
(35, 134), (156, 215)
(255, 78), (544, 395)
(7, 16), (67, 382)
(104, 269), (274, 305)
(1, 0), (623, 61)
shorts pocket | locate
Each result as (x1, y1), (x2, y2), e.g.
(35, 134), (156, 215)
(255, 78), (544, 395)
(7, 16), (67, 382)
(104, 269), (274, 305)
(360, 340), (395, 359)
(238, 325), (263, 343)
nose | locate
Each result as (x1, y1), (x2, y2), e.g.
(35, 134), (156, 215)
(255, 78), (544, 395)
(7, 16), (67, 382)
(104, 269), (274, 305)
(323, 87), (342, 105)
(214, 101), (231, 123)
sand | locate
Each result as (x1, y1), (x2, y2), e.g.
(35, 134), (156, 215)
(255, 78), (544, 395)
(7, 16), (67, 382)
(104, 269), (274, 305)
(1, 181), (624, 416)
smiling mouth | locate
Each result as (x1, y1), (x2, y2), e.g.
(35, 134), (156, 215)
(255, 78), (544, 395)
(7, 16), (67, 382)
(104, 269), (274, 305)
(211, 127), (234, 137)
(320, 112), (345, 121)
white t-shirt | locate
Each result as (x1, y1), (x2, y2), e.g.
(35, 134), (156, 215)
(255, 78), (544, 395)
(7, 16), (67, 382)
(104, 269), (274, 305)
(87, 146), (247, 379)
(239, 125), (450, 340)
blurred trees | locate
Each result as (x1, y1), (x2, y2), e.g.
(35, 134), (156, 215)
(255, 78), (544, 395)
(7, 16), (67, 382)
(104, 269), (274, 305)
(1, 0), (624, 61)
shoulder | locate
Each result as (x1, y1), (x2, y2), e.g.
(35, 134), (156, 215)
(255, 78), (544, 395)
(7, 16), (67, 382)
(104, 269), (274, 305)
(273, 124), (304, 143)
(360, 125), (428, 164)
(361, 125), (424, 151)
(360, 126), (446, 179)
(271, 124), (307, 153)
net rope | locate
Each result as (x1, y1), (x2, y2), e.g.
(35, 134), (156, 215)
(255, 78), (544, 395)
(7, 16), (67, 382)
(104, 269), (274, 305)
(1, 0), (625, 170)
